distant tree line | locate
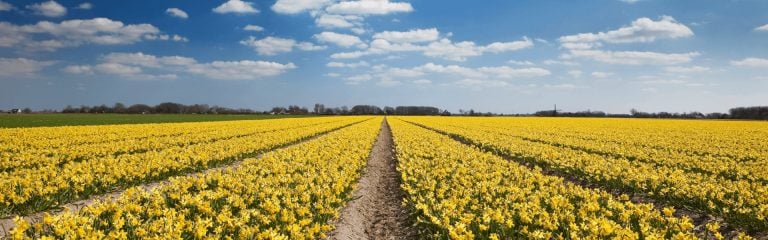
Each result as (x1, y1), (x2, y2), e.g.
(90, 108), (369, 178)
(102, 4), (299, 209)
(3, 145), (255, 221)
(60, 102), (259, 114)
(4, 103), (767, 120)
(310, 104), (446, 115)
(44, 102), (449, 116)
(531, 106), (768, 120)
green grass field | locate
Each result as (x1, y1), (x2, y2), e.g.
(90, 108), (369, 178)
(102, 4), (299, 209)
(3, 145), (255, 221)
(0, 114), (313, 128)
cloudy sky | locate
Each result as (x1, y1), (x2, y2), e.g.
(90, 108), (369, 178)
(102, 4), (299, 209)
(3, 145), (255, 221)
(1, 0), (767, 113)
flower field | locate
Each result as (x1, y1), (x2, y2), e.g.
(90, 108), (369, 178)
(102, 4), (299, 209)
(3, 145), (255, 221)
(393, 116), (768, 239)
(0, 117), (368, 217)
(3, 116), (767, 239)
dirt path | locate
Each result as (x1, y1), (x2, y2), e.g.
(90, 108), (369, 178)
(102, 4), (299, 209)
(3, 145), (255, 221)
(328, 118), (416, 240)
(0, 122), (356, 238)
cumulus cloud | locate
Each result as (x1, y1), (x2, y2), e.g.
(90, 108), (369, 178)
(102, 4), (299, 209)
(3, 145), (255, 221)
(0, 18), (183, 51)
(326, 0), (413, 15)
(345, 74), (372, 85)
(0, 1), (12, 11)
(481, 37), (534, 53)
(76, 2), (92, 10)
(730, 57), (768, 67)
(373, 28), (439, 43)
(314, 31), (367, 48)
(0, 58), (55, 78)
(240, 36), (296, 55)
(213, 0), (258, 14)
(590, 71), (613, 78)
(327, 61), (369, 68)
(190, 61), (295, 80)
(559, 16), (693, 44)
(166, 8), (189, 19)
(508, 60), (535, 66)
(755, 24), (768, 32)
(413, 79), (431, 84)
(243, 24), (264, 32)
(664, 66), (710, 73)
(563, 49), (699, 65)
(26, 1), (67, 17)
(63, 65), (94, 74)
(296, 42), (326, 51)
(240, 36), (325, 55)
(478, 66), (551, 78)
(330, 31), (533, 61)
(558, 16), (697, 65)
(66, 52), (296, 80)
(272, 0), (331, 14)
(315, 14), (363, 29)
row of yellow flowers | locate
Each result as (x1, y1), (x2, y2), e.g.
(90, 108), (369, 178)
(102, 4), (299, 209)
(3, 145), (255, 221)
(10, 117), (382, 239)
(388, 118), (721, 239)
(402, 116), (768, 233)
(446, 117), (768, 183)
(0, 117), (366, 217)
(0, 118), (342, 172)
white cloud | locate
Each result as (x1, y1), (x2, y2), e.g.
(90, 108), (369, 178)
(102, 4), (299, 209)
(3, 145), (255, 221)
(559, 16), (693, 44)
(423, 39), (483, 61)
(325, 73), (340, 77)
(63, 65), (94, 74)
(329, 28), (531, 61)
(314, 31), (366, 48)
(664, 66), (710, 73)
(373, 28), (439, 43)
(563, 49), (699, 65)
(481, 37), (534, 53)
(69, 52), (296, 80)
(315, 14), (358, 28)
(213, 0), (258, 14)
(423, 37), (533, 61)
(272, 0), (331, 14)
(376, 78), (401, 87)
(326, 0), (413, 15)
(327, 61), (369, 68)
(0, 58), (55, 78)
(0, 18), (182, 51)
(543, 59), (579, 66)
(243, 24), (264, 32)
(620, 0), (642, 3)
(385, 67), (423, 78)
(755, 24), (768, 32)
(95, 63), (142, 75)
(478, 66), (551, 78)
(508, 60), (535, 66)
(76, 2), (92, 10)
(240, 36), (295, 55)
(568, 70), (582, 78)
(591, 71), (613, 78)
(0, 1), (12, 11)
(345, 74), (372, 84)
(240, 36), (324, 55)
(296, 42), (326, 51)
(26, 1), (67, 17)
(730, 57), (768, 67)
(166, 8), (189, 19)
(544, 83), (578, 90)
(413, 79), (431, 84)
(557, 16), (697, 65)
(415, 63), (484, 78)
(189, 60), (296, 80)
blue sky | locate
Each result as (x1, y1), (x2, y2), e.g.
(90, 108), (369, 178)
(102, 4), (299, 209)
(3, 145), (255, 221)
(0, 0), (767, 113)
